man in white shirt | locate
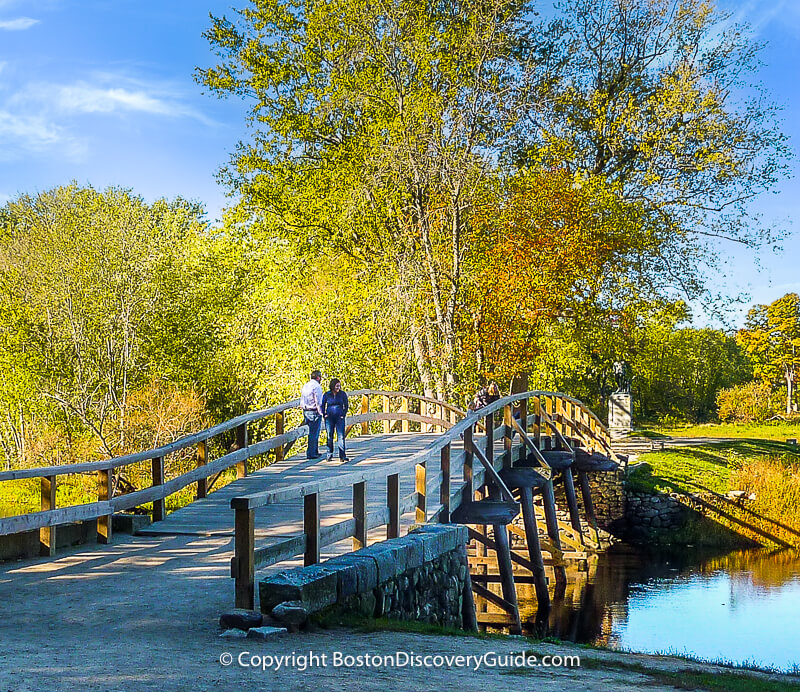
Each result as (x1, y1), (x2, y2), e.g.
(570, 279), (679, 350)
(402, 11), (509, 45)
(300, 369), (324, 459)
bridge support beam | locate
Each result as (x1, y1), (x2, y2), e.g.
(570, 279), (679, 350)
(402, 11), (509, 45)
(493, 523), (522, 635)
(541, 479), (567, 593)
(519, 485), (550, 611)
(97, 468), (112, 545)
(39, 475), (56, 557)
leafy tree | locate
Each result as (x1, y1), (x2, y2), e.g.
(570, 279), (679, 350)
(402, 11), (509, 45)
(738, 293), (800, 416)
(196, 0), (547, 399)
(0, 185), (229, 463)
(525, 0), (789, 302)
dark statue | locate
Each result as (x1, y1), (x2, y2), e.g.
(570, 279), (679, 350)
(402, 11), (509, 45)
(612, 360), (632, 394)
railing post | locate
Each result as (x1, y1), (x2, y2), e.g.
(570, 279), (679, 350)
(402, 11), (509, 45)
(353, 481), (367, 550)
(503, 404), (513, 468)
(382, 395), (391, 433)
(484, 410), (494, 462)
(236, 423), (248, 478)
(304, 492), (320, 565)
(97, 467), (112, 544)
(518, 397), (528, 464)
(40, 474), (56, 557)
(400, 397), (409, 433)
(196, 440), (208, 499)
(440, 443), (451, 522)
(360, 394), (369, 434)
(275, 411), (285, 461)
(415, 461), (426, 523)
(387, 473), (400, 538)
(151, 456), (165, 522)
(234, 506), (255, 609)
(462, 425), (474, 508)
(533, 396), (541, 447)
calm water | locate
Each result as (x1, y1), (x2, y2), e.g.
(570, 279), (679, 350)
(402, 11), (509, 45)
(524, 545), (800, 672)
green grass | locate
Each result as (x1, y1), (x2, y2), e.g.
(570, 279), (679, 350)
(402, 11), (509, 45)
(659, 420), (800, 442)
(627, 439), (800, 495)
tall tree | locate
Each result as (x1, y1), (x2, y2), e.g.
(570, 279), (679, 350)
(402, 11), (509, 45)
(738, 293), (800, 416)
(524, 0), (789, 301)
(196, 0), (544, 399)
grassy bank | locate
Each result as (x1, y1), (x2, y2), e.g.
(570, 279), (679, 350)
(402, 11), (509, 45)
(658, 420), (800, 441)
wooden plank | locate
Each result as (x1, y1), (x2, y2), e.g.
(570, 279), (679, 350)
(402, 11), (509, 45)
(0, 501), (111, 535)
(360, 394), (370, 434)
(97, 469), (112, 544)
(382, 395), (390, 434)
(39, 475), (56, 557)
(387, 473), (400, 539)
(234, 507), (255, 609)
(353, 481), (367, 550)
(400, 397), (409, 433)
(304, 492), (320, 565)
(471, 582), (516, 616)
(196, 440), (208, 499)
(275, 411), (285, 462)
(440, 443), (451, 523)
(151, 456), (165, 522)
(415, 462), (426, 523)
(236, 423), (248, 478)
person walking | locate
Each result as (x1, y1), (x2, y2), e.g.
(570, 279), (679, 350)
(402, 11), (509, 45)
(300, 369), (324, 459)
(322, 378), (350, 462)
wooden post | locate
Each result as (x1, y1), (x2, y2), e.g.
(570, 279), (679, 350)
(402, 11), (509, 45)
(533, 396), (541, 447)
(503, 404), (513, 469)
(382, 395), (391, 434)
(275, 411), (285, 461)
(415, 462), (426, 523)
(39, 474), (56, 557)
(461, 426), (474, 509)
(353, 481), (367, 550)
(196, 440), (208, 499)
(484, 410), (494, 462)
(304, 492), (320, 565)
(578, 470), (601, 543)
(151, 456), (165, 522)
(542, 479), (567, 590)
(97, 468), (112, 544)
(360, 394), (369, 434)
(234, 507), (255, 609)
(400, 397), (409, 433)
(518, 398), (528, 464)
(440, 443), (451, 522)
(563, 469), (583, 534)
(387, 473), (400, 538)
(493, 523), (523, 634)
(236, 423), (248, 478)
(520, 486), (550, 609)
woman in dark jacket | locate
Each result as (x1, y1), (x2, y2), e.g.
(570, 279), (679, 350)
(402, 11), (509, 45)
(322, 378), (350, 462)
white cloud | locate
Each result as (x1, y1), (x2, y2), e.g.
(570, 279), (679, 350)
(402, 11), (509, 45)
(0, 17), (38, 30)
(0, 110), (85, 161)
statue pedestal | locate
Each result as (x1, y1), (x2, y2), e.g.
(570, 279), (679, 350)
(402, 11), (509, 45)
(608, 392), (633, 438)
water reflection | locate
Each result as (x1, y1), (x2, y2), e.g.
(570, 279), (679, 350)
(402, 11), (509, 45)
(482, 545), (800, 672)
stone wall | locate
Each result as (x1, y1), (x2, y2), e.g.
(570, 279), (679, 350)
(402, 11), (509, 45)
(625, 491), (688, 540)
(258, 524), (476, 631)
(550, 469), (626, 534)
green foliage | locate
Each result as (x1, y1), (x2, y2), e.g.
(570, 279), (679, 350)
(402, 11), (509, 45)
(737, 293), (800, 416)
(716, 381), (781, 423)
(0, 185), (236, 468)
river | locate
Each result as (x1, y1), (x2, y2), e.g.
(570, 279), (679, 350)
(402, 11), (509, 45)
(517, 544), (800, 672)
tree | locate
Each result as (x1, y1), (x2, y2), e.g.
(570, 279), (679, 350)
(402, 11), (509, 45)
(524, 0), (789, 302)
(0, 185), (228, 462)
(738, 293), (800, 416)
(196, 0), (544, 399)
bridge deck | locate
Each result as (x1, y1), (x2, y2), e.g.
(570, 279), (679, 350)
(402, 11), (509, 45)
(139, 433), (463, 541)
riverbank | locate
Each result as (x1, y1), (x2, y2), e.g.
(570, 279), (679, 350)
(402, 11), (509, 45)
(2, 534), (799, 691)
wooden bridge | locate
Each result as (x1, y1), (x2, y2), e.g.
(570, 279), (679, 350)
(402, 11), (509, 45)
(0, 389), (623, 632)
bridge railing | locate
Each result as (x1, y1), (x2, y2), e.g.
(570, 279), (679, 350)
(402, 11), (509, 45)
(229, 390), (622, 608)
(0, 390), (465, 553)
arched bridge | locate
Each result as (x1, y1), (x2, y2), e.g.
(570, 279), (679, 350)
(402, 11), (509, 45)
(0, 390), (623, 632)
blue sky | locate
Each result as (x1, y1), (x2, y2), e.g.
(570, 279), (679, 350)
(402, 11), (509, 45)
(0, 0), (797, 327)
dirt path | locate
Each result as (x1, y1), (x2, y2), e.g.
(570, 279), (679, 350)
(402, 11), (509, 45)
(1, 533), (798, 691)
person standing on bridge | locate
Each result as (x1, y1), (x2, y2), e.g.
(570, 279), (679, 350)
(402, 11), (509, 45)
(301, 370), (324, 459)
(322, 378), (350, 462)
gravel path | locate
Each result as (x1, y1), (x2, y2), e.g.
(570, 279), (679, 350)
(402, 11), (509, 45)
(2, 522), (799, 690)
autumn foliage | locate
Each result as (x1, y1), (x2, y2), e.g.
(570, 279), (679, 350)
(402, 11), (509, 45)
(463, 169), (654, 383)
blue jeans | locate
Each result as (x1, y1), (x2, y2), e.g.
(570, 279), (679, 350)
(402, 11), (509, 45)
(304, 410), (322, 458)
(325, 415), (347, 459)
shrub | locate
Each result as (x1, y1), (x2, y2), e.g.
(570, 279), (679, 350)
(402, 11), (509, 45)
(717, 381), (779, 423)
